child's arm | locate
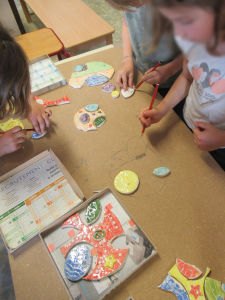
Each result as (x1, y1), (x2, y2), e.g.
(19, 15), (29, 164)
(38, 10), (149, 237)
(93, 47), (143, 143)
(193, 122), (225, 151)
(143, 54), (183, 85)
(116, 17), (134, 89)
(139, 58), (192, 128)
(0, 127), (26, 157)
(28, 98), (52, 134)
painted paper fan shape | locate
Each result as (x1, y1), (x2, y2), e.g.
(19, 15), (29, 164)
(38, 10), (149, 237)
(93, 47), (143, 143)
(176, 258), (202, 279)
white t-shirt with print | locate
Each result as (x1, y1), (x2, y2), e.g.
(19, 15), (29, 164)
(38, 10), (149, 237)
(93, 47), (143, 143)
(175, 36), (225, 130)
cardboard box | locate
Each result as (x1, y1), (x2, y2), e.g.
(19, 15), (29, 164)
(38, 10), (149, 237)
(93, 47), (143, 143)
(40, 188), (157, 300)
(0, 149), (84, 253)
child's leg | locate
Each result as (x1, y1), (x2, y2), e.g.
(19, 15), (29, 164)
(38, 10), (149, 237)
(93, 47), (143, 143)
(0, 237), (15, 300)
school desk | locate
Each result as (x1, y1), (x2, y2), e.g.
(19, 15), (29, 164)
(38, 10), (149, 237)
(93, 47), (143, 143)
(22, 0), (114, 51)
(1, 46), (225, 300)
(15, 28), (65, 61)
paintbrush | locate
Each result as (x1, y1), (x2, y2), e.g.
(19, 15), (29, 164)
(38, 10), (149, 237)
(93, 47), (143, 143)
(135, 62), (161, 90)
(0, 128), (35, 135)
(141, 83), (159, 135)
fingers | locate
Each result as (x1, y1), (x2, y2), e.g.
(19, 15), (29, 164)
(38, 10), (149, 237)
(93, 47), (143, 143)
(31, 109), (52, 134)
(139, 108), (152, 127)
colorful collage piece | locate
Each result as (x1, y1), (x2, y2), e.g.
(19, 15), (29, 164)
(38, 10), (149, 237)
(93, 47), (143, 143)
(205, 277), (225, 300)
(159, 274), (189, 300)
(159, 259), (225, 300)
(42, 191), (156, 300)
(69, 61), (114, 88)
(61, 203), (129, 281)
(74, 104), (106, 132)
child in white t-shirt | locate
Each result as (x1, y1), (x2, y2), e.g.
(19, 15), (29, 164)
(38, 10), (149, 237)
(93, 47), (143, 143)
(139, 0), (225, 170)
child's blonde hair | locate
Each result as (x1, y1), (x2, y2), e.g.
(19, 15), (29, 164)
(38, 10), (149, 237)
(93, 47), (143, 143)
(0, 24), (31, 120)
(151, 0), (225, 51)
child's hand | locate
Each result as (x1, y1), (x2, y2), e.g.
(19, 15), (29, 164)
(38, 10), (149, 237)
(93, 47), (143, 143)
(28, 101), (52, 134)
(193, 121), (225, 151)
(116, 57), (134, 90)
(139, 107), (163, 128)
(143, 64), (171, 85)
(0, 127), (26, 157)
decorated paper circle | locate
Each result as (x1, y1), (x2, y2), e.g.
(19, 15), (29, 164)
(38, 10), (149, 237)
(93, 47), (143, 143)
(74, 104), (106, 132)
(114, 170), (139, 194)
(0, 118), (24, 132)
(64, 244), (92, 281)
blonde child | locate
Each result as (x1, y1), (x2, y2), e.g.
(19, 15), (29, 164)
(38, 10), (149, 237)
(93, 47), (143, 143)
(139, 0), (225, 170)
(0, 24), (51, 157)
(106, 0), (183, 98)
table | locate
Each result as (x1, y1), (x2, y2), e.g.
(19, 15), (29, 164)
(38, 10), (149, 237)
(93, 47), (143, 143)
(15, 28), (65, 61)
(23, 0), (114, 50)
(2, 47), (225, 300)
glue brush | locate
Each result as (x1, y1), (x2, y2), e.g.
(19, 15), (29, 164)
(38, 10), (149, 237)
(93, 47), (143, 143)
(135, 62), (161, 90)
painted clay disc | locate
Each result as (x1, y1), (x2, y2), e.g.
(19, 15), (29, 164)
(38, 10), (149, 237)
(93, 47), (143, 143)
(114, 170), (139, 194)
(64, 244), (92, 281)
(32, 131), (47, 139)
(102, 82), (115, 93)
(74, 64), (87, 72)
(111, 90), (120, 99)
(85, 199), (101, 224)
(121, 87), (135, 98)
(85, 104), (99, 112)
(153, 167), (170, 177)
(94, 116), (106, 128)
(74, 105), (106, 132)
(85, 74), (109, 87)
(0, 118), (24, 131)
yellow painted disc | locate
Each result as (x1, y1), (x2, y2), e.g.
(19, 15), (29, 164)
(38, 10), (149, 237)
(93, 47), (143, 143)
(111, 90), (120, 99)
(114, 170), (139, 195)
(0, 118), (24, 132)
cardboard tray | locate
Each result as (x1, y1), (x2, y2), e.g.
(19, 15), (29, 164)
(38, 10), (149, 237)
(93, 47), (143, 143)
(40, 188), (157, 300)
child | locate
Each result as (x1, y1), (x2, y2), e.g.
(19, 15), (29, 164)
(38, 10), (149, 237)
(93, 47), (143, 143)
(0, 24), (51, 157)
(106, 0), (183, 97)
(139, 0), (225, 170)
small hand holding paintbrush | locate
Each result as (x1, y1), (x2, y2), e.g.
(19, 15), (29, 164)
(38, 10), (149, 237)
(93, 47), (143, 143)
(141, 83), (160, 135)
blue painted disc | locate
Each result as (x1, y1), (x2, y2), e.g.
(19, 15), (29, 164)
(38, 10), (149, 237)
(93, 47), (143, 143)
(64, 244), (92, 281)
(74, 64), (87, 72)
(85, 74), (108, 87)
(31, 132), (47, 139)
(85, 104), (99, 112)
